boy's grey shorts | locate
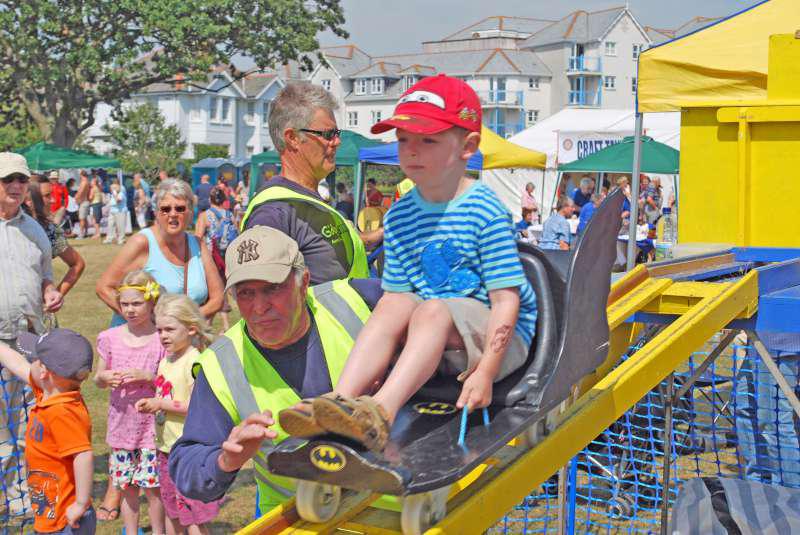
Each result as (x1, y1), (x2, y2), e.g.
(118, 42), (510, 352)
(403, 294), (529, 382)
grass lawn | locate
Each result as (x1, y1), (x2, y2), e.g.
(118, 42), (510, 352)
(52, 238), (255, 534)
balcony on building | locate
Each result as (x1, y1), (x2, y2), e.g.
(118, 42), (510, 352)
(567, 89), (602, 107)
(567, 56), (602, 75)
(485, 120), (526, 139)
(477, 90), (525, 108)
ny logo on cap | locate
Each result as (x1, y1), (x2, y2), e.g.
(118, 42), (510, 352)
(237, 239), (260, 264)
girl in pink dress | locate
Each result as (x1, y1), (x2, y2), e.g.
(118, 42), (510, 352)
(94, 270), (166, 535)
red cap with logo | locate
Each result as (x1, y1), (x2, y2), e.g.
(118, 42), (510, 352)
(371, 74), (482, 135)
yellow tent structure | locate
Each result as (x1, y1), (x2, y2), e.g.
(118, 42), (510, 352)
(478, 125), (546, 170)
(638, 0), (800, 112)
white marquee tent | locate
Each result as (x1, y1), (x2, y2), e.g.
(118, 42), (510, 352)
(483, 109), (680, 220)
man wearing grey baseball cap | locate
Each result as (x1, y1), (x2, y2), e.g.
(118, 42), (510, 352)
(0, 152), (64, 518)
(170, 226), (384, 513)
(0, 329), (95, 534)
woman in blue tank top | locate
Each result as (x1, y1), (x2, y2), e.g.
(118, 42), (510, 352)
(97, 178), (224, 325)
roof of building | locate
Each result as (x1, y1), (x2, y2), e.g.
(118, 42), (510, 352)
(365, 48), (551, 77)
(136, 68), (280, 98)
(644, 16), (723, 46)
(520, 6), (628, 48)
(350, 61), (403, 79)
(435, 15), (556, 42)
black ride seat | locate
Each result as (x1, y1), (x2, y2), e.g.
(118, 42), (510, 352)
(417, 188), (624, 410)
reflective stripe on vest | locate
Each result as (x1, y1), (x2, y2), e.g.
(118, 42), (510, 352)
(241, 185), (369, 279)
(195, 281), (369, 512)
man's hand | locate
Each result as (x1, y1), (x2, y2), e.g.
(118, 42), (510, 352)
(135, 398), (162, 414)
(457, 369), (494, 411)
(64, 500), (89, 528)
(43, 287), (63, 313)
(218, 411), (277, 473)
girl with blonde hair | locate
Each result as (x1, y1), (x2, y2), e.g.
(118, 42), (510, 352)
(136, 294), (220, 534)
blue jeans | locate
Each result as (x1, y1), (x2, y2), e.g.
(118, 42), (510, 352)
(735, 352), (800, 487)
(38, 507), (96, 534)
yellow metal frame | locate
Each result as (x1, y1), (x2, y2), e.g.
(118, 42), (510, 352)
(238, 268), (759, 535)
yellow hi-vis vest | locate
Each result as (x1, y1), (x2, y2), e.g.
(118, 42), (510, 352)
(241, 185), (369, 279)
(195, 280), (371, 512)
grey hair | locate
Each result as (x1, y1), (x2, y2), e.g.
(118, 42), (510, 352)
(269, 82), (339, 153)
(580, 177), (594, 188)
(154, 178), (194, 213)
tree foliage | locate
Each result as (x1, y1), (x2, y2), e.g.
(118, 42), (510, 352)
(103, 103), (185, 180)
(0, 0), (347, 147)
(194, 143), (230, 161)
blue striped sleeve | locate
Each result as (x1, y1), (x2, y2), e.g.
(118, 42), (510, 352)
(381, 205), (413, 293)
(479, 214), (527, 291)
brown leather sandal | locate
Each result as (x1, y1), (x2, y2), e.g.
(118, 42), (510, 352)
(312, 394), (391, 452)
(278, 399), (325, 438)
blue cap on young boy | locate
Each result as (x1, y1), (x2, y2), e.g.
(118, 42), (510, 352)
(16, 329), (93, 381)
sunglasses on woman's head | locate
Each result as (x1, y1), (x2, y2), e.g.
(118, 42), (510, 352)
(159, 205), (188, 214)
(1, 174), (30, 185)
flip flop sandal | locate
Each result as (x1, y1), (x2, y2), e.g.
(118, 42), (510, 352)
(312, 394), (390, 452)
(278, 399), (325, 438)
(96, 504), (120, 521)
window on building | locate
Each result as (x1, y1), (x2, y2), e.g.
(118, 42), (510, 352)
(262, 101), (270, 125)
(631, 77), (638, 94)
(632, 44), (643, 59)
(246, 145), (254, 157)
(371, 110), (382, 124)
(221, 98), (231, 123)
(347, 111), (358, 127)
(526, 110), (539, 124)
(355, 79), (367, 95)
(370, 78), (384, 94)
(190, 100), (202, 122)
(603, 76), (616, 90)
(402, 75), (419, 91)
(244, 102), (255, 125)
(321, 79), (331, 92)
(528, 77), (540, 89)
(605, 41), (617, 57)
(209, 97), (220, 122)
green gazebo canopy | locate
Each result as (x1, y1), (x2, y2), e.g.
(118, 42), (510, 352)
(16, 142), (120, 170)
(558, 136), (679, 174)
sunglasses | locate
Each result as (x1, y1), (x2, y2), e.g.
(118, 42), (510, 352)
(299, 127), (342, 141)
(159, 205), (188, 215)
(1, 174), (30, 185)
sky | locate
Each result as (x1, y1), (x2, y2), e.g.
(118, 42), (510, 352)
(316, 0), (764, 55)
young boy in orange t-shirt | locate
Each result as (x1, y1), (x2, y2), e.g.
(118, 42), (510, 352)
(0, 329), (95, 534)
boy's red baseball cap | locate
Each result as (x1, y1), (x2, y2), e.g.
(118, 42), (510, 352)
(371, 74), (482, 135)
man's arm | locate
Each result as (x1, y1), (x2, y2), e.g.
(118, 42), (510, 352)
(169, 370), (241, 502)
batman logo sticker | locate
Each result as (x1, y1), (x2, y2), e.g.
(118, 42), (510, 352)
(310, 445), (346, 472)
(414, 401), (457, 415)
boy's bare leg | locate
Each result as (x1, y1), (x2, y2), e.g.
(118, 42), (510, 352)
(165, 514), (184, 535)
(373, 299), (463, 421)
(334, 293), (419, 399)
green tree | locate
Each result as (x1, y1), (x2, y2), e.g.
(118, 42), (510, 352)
(0, 0), (346, 147)
(0, 100), (42, 151)
(194, 144), (230, 161)
(103, 103), (185, 179)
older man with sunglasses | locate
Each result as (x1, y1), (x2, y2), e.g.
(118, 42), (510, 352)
(0, 153), (63, 520)
(241, 82), (383, 284)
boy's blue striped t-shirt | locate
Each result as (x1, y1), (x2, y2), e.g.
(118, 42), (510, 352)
(382, 181), (537, 347)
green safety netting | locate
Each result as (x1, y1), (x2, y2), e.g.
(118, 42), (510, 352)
(558, 136), (679, 174)
(16, 141), (120, 170)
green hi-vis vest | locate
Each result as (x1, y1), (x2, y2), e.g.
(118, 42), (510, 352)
(195, 280), (374, 513)
(241, 185), (369, 279)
